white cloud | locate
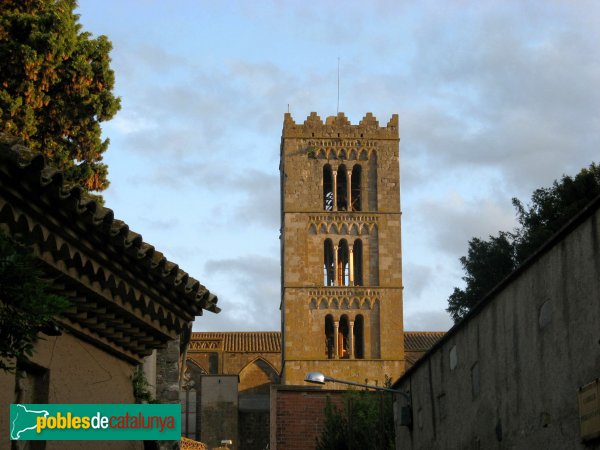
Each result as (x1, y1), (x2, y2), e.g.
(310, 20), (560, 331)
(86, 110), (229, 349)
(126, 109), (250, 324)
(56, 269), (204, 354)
(77, 0), (600, 335)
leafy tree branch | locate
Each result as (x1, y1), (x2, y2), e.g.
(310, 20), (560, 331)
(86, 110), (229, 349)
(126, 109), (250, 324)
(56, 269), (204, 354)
(447, 163), (600, 322)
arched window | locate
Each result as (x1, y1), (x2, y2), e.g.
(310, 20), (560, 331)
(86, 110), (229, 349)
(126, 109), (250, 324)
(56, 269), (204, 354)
(353, 239), (363, 286)
(337, 239), (349, 286)
(325, 315), (334, 359)
(339, 315), (350, 359)
(323, 164), (333, 211)
(323, 239), (335, 286)
(351, 165), (362, 211)
(354, 315), (364, 359)
(336, 165), (348, 211)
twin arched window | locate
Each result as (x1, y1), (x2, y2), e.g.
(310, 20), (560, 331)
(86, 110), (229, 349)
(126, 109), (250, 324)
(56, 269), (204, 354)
(323, 238), (363, 286)
(325, 314), (364, 359)
(323, 164), (362, 211)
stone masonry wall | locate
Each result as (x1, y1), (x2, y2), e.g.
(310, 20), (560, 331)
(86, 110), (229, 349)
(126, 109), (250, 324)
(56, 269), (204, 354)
(395, 199), (600, 450)
(280, 112), (404, 386)
(156, 337), (181, 450)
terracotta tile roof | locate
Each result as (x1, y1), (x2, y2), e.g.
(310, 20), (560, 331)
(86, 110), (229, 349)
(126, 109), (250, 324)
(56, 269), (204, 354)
(189, 331), (443, 355)
(0, 135), (219, 362)
(404, 331), (446, 352)
(181, 437), (208, 449)
(191, 332), (281, 353)
(0, 135), (218, 316)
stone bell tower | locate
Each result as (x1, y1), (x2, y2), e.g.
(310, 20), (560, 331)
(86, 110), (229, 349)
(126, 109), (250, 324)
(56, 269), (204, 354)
(280, 112), (405, 386)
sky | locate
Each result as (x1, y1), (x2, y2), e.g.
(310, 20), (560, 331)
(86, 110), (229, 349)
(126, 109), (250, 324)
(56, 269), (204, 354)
(75, 0), (600, 333)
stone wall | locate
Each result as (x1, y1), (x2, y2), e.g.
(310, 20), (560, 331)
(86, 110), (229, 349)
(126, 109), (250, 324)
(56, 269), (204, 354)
(395, 197), (600, 450)
(155, 337), (182, 450)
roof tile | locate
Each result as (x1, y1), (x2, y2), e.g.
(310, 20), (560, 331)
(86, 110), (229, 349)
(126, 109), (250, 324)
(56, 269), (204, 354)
(404, 331), (446, 352)
(191, 332), (281, 353)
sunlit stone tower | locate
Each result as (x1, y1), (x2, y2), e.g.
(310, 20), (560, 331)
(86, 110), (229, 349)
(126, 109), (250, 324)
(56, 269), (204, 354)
(280, 112), (405, 386)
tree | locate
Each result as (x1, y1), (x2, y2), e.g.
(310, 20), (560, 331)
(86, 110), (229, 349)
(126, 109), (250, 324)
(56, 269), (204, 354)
(512, 163), (600, 261)
(447, 232), (516, 322)
(0, 0), (120, 193)
(0, 232), (70, 372)
(447, 163), (600, 322)
(316, 389), (395, 450)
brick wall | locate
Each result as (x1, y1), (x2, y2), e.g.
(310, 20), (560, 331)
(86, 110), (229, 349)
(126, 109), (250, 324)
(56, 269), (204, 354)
(270, 385), (346, 450)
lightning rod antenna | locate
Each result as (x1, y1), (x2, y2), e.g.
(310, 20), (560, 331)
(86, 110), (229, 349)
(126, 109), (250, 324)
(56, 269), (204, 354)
(337, 57), (340, 114)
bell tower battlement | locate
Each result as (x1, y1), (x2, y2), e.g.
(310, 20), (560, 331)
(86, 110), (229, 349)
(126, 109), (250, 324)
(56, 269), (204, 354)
(282, 111), (399, 139)
(280, 112), (405, 387)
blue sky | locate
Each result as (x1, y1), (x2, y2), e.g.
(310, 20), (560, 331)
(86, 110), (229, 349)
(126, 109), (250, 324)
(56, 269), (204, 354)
(75, 0), (600, 332)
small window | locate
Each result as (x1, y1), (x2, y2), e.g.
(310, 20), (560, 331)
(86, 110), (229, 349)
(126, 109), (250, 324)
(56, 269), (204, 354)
(339, 315), (350, 359)
(336, 165), (348, 211)
(337, 239), (349, 286)
(324, 239), (335, 286)
(325, 315), (334, 359)
(354, 315), (364, 359)
(351, 165), (362, 211)
(353, 239), (363, 286)
(323, 165), (333, 211)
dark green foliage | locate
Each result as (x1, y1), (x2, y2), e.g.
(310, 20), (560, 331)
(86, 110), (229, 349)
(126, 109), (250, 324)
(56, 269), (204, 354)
(132, 366), (157, 403)
(447, 232), (516, 321)
(447, 163), (600, 322)
(0, 233), (70, 371)
(316, 390), (395, 450)
(512, 163), (600, 261)
(0, 0), (120, 193)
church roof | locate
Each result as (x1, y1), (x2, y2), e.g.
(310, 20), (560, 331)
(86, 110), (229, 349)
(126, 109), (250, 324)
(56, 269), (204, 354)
(189, 331), (445, 355)
(191, 332), (281, 353)
(404, 331), (446, 352)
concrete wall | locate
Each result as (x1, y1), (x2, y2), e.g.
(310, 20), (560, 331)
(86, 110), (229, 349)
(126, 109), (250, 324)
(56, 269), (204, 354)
(395, 199), (600, 450)
(0, 331), (141, 450)
(270, 385), (345, 450)
(200, 375), (239, 450)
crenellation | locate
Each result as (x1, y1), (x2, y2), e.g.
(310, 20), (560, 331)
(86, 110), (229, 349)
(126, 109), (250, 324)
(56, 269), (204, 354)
(282, 112), (400, 140)
(358, 112), (379, 127)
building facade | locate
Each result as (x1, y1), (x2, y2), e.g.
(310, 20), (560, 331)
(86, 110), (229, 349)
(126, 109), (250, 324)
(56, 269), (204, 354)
(183, 332), (281, 450)
(280, 112), (405, 386)
(0, 135), (218, 450)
